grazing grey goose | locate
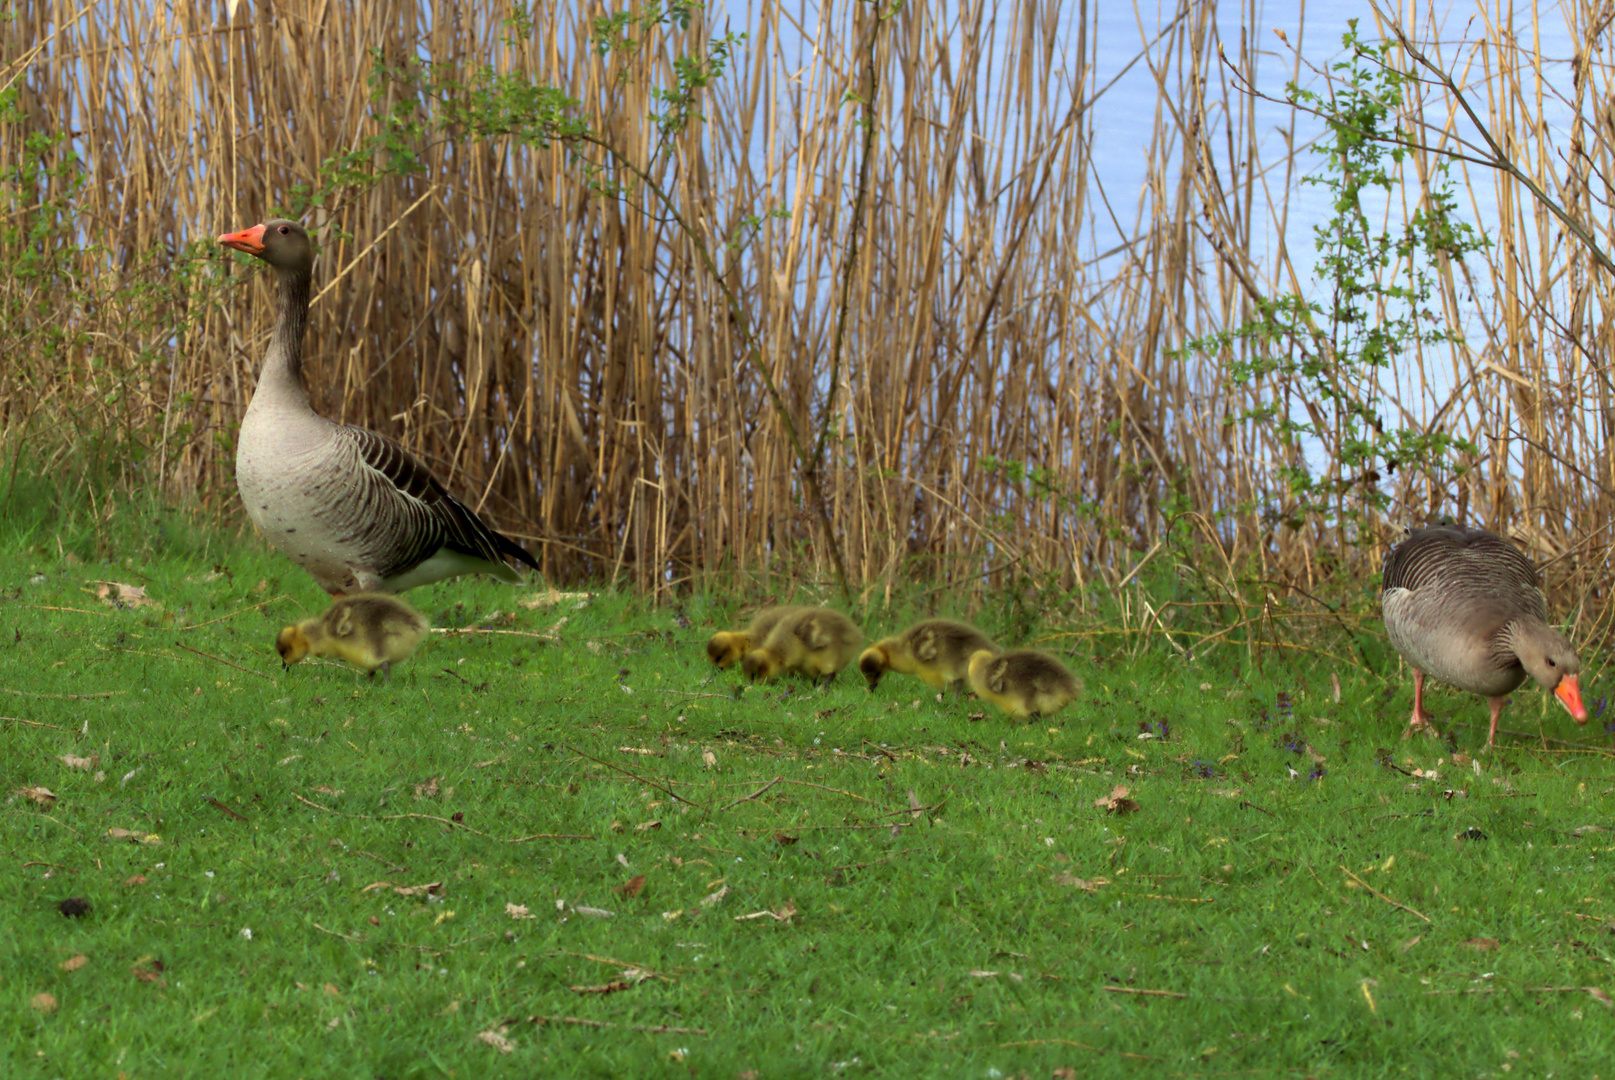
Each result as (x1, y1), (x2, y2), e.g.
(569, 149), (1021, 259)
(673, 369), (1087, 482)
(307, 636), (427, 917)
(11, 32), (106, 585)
(219, 219), (539, 595)
(1381, 525), (1586, 746)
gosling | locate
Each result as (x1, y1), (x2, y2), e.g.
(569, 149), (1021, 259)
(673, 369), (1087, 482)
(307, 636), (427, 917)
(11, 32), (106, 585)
(967, 648), (1081, 720)
(859, 619), (999, 695)
(741, 607), (862, 684)
(276, 593), (430, 681)
(707, 605), (801, 669)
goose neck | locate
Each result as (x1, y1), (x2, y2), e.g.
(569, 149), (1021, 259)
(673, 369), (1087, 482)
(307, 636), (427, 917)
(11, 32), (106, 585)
(255, 264), (312, 406)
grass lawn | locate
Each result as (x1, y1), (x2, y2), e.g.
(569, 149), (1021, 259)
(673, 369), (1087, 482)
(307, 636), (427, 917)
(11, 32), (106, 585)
(3, 539), (1615, 1077)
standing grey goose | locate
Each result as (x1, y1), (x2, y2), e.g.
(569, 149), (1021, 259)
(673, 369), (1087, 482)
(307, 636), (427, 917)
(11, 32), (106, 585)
(1381, 525), (1586, 747)
(219, 219), (539, 595)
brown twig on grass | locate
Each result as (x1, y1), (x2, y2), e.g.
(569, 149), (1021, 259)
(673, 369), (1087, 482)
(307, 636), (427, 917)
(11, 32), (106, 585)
(173, 641), (273, 681)
(1101, 985), (1188, 998)
(565, 743), (708, 810)
(176, 595), (294, 631)
(1, 716), (65, 730)
(720, 776), (781, 810)
(1339, 864), (1432, 924)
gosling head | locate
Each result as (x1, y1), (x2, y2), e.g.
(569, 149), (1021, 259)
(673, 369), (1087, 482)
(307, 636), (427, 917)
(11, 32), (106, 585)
(741, 649), (781, 682)
(857, 645), (889, 691)
(274, 619), (321, 669)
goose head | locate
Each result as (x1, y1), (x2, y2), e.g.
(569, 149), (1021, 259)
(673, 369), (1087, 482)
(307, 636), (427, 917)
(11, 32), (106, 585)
(218, 219), (313, 274)
(1511, 621), (1587, 723)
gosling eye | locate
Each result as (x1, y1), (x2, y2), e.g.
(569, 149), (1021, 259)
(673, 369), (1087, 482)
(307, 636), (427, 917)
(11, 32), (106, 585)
(1548, 658), (1558, 668)
(278, 224), (290, 235)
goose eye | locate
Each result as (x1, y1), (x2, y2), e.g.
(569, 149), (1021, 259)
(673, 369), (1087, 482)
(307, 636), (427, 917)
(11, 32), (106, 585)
(1548, 658), (1557, 668)
(278, 225), (290, 235)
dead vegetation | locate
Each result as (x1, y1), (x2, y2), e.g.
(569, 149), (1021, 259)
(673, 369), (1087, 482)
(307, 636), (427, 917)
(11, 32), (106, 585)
(1, 1), (1614, 638)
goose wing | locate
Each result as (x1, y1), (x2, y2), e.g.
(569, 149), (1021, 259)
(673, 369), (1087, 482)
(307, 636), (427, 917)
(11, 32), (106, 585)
(340, 425), (539, 581)
(1382, 526), (1544, 619)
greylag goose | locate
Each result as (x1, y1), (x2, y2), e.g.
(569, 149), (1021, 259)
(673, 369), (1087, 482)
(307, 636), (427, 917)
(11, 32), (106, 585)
(276, 593), (430, 680)
(741, 607), (863, 683)
(1381, 525), (1586, 746)
(967, 648), (1081, 720)
(706, 606), (803, 668)
(859, 619), (999, 694)
(219, 219), (539, 595)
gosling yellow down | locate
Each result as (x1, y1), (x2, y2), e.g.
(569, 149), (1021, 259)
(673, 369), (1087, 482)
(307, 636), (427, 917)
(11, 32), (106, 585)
(741, 607), (862, 684)
(967, 648), (1081, 720)
(859, 619), (999, 695)
(276, 593), (430, 680)
(707, 605), (802, 669)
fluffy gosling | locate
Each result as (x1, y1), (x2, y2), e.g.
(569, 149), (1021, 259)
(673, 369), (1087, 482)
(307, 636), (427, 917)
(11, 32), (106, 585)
(859, 619), (999, 694)
(706, 605), (801, 669)
(967, 648), (1081, 720)
(741, 607), (863, 684)
(276, 593), (430, 680)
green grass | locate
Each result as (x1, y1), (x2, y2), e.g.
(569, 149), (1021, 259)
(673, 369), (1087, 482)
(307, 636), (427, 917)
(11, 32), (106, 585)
(3, 539), (1615, 1078)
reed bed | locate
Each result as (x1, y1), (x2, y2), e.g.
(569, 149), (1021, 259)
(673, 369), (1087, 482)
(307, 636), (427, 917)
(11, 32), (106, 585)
(2, 0), (1613, 638)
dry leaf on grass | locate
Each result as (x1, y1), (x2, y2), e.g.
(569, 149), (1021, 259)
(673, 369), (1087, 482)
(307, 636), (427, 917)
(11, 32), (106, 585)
(1587, 987), (1614, 1007)
(17, 785), (57, 806)
(30, 993), (57, 1012)
(59, 954), (88, 972)
(475, 1028), (515, 1053)
(1094, 785), (1140, 814)
(518, 588), (592, 610)
(362, 880), (444, 898)
(735, 900), (798, 923)
(132, 958), (165, 983)
(1462, 937), (1500, 952)
(1054, 871), (1110, 892)
(702, 749), (717, 769)
(616, 875), (646, 899)
(967, 969), (999, 978)
(413, 777), (440, 801)
(569, 980), (636, 995)
(105, 828), (161, 845)
(571, 905), (614, 918)
(635, 820), (662, 832)
(91, 581), (155, 608)
(125, 874), (148, 887)
(59, 754), (97, 771)
(506, 903), (534, 920)
(700, 884), (730, 907)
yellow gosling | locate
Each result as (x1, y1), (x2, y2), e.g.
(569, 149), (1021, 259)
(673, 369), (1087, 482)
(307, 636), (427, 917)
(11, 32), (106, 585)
(859, 619), (999, 694)
(706, 605), (801, 669)
(967, 648), (1081, 720)
(276, 593), (430, 681)
(741, 607), (863, 684)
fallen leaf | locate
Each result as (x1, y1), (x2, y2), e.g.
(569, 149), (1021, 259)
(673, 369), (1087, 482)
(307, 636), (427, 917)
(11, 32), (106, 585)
(1399, 935), (1421, 952)
(1094, 784), (1140, 814)
(313, 785), (344, 797)
(125, 875), (148, 887)
(105, 828), (161, 845)
(505, 903), (534, 920)
(475, 1028), (516, 1053)
(18, 785), (57, 806)
(59, 754), (97, 771)
(571, 905), (614, 918)
(735, 899), (798, 923)
(702, 749), (717, 769)
(635, 820), (662, 832)
(518, 588), (592, 610)
(1587, 987), (1614, 1008)
(132, 958), (165, 983)
(700, 884), (730, 907)
(1054, 871), (1109, 892)
(30, 993), (57, 1012)
(413, 777), (440, 801)
(569, 980), (635, 995)
(967, 969), (999, 978)
(617, 875), (646, 899)
(1462, 937), (1500, 952)
(92, 581), (155, 608)
(362, 880), (444, 898)
(59, 954), (88, 972)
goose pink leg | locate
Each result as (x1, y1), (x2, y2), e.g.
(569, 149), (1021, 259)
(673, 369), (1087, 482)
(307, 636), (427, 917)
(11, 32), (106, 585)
(1404, 669), (1437, 735)
(1486, 696), (1507, 748)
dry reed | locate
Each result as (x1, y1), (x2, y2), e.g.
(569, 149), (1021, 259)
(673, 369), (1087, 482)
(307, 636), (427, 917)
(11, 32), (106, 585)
(1, 0), (1612, 650)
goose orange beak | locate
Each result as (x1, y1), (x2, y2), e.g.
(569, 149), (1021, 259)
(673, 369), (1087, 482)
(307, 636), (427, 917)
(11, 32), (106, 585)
(218, 223), (267, 256)
(1556, 674), (1588, 723)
